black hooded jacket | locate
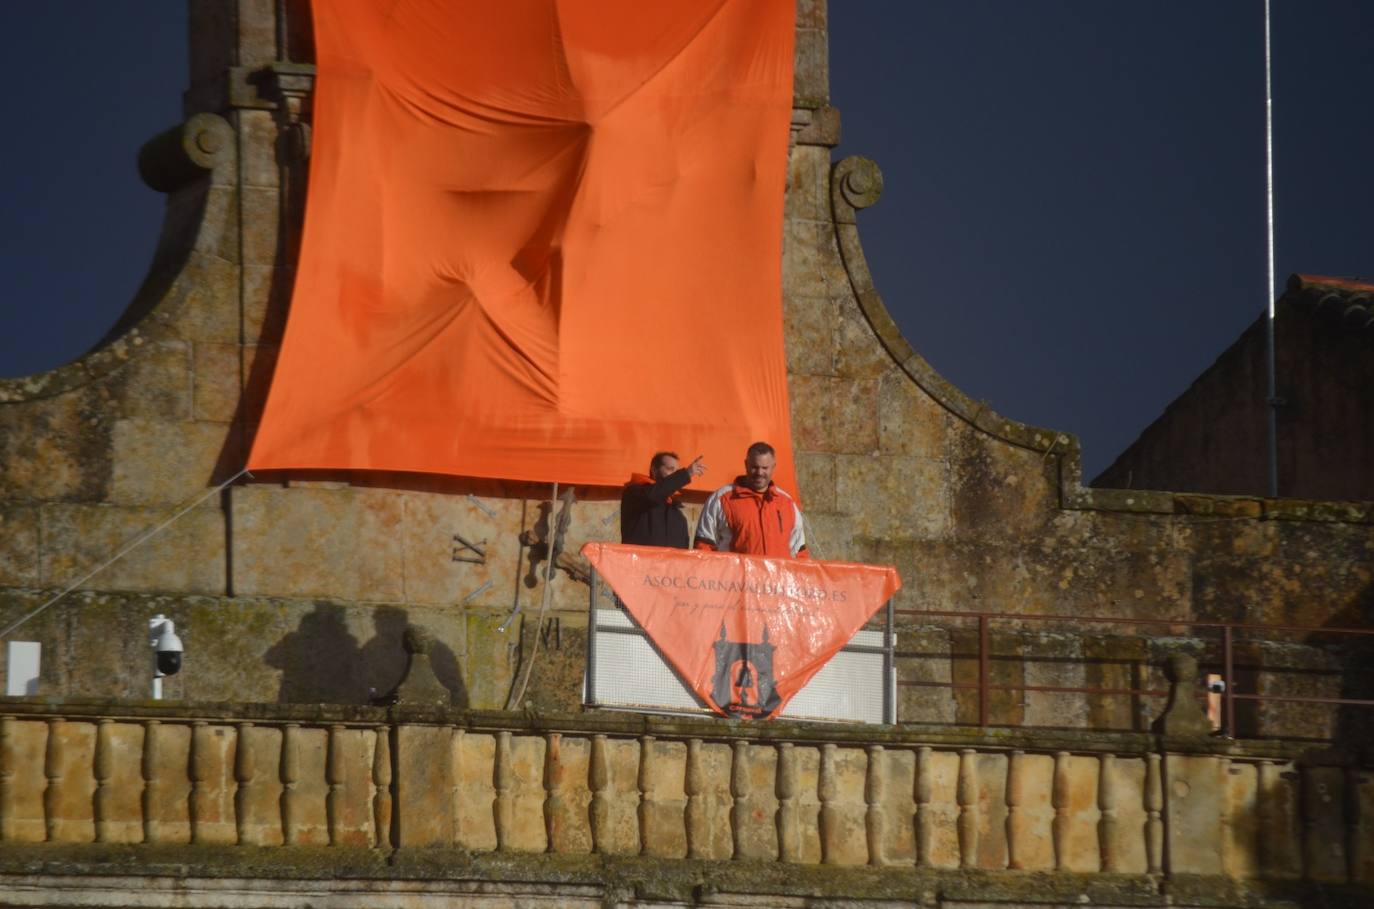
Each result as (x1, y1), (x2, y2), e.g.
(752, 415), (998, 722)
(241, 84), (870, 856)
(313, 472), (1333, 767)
(620, 468), (693, 548)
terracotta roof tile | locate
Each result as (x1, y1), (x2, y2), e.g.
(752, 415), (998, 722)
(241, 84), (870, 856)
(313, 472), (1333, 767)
(1283, 273), (1374, 332)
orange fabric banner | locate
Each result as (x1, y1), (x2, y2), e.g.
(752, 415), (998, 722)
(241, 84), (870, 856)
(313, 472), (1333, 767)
(583, 543), (902, 719)
(248, 1), (799, 494)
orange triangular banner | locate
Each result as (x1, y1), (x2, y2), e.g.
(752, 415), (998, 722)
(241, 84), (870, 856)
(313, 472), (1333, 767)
(583, 543), (901, 719)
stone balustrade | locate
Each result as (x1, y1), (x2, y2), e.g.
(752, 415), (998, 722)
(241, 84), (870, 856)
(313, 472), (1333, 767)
(1, 698), (1370, 898)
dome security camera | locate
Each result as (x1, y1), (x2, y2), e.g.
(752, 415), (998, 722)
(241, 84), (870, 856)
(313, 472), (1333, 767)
(149, 615), (183, 696)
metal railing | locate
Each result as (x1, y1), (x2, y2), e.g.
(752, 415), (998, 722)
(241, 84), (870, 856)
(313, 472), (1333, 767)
(891, 607), (1374, 738)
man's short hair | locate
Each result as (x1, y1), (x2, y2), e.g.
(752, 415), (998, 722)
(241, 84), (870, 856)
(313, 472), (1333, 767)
(649, 451), (679, 473)
(746, 441), (775, 459)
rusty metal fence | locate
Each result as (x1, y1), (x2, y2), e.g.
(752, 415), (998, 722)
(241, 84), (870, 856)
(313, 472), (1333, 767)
(885, 608), (1374, 740)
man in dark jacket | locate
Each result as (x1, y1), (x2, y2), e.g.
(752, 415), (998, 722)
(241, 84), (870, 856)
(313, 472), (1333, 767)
(621, 451), (706, 548)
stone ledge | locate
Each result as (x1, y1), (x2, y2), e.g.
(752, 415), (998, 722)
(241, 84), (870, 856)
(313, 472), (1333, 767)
(0, 696), (1330, 762)
(0, 851), (1366, 908)
(1067, 487), (1374, 524)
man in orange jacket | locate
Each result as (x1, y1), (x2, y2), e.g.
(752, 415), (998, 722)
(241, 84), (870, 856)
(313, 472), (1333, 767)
(694, 441), (808, 559)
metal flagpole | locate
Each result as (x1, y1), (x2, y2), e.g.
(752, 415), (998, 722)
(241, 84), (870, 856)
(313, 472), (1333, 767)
(1263, 0), (1280, 497)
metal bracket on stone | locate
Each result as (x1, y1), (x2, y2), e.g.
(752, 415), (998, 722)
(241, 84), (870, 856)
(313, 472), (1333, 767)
(466, 495), (497, 519)
(372, 625), (452, 707)
(546, 489), (591, 585)
(450, 530), (487, 564)
(539, 616), (562, 650)
(552, 551), (591, 585)
(461, 579), (493, 605)
(1152, 652), (1213, 738)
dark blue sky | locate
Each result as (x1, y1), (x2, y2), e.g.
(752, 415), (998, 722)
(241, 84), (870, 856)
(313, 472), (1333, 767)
(3, 2), (1371, 478)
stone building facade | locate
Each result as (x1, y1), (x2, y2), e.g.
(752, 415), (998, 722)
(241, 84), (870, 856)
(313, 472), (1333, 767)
(0, 0), (1368, 713)
(1094, 274), (1374, 501)
(0, 2), (1371, 905)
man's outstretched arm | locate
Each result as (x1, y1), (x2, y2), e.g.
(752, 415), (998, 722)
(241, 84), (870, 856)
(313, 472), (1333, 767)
(626, 456), (705, 505)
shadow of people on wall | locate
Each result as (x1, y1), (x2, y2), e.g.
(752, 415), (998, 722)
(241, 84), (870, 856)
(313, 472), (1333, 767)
(359, 605), (469, 708)
(264, 601), (366, 704)
(265, 602), (469, 707)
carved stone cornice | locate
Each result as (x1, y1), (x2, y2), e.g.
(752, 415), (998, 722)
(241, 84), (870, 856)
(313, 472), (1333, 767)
(828, 155), (1074, 466)
(790, 105), (841, 148)
(186, 62), (317, 121)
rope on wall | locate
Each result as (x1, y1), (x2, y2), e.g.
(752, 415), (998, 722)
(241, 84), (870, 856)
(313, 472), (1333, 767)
(0, 468), (252, 640)
(505, 482), (571, 710)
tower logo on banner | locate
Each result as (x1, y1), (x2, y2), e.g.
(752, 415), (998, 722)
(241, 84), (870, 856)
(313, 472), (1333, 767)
(711, 624), (781, 718)
(583, 543), (901, 719)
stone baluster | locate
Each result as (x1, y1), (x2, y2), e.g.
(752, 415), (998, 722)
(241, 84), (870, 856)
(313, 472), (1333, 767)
(493, 730), (514, 851)
(1145, 752), (1163, 875)
(957, 748), (978, 868)
(914, 746), (934, 868)
(589, 734), (611, 854)
(817, 742), (839, 864)
(1218, 757), (1235, 873)
(372, 725), (392, 849)
(866, 745), (887, 866)
(1098, 753), (1118, 872)
(543, 732), (574, 854)
(1300, 765), (1321, 880)
(540, 731), (557, 852)
(189, 722), (213, 845)
(685, 738), (706, 859)
(450, 727), (465, 847)
(1005, 750), (1028, 870)
(636, 735), (654, 856)
(776, 742), (799, 863)
(280, 724), (301, 845)
(730, 739), (751, 861)
(141, 720), (163, 844)
(0, 716), (16, 841)
(1313, 766), (1350, 882)
(326, 725), (345, 846)
(1347, 769), (1366, 885)
(1051, 751), (1071, 870)
(93, 719), (115, 843)
(42, 717), (65, 842)
(1256, 759), (1277, 878)
(233, 723), (255, 845)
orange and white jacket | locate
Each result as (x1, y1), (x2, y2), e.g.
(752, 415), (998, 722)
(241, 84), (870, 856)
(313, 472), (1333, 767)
(694, 478), (808, 559)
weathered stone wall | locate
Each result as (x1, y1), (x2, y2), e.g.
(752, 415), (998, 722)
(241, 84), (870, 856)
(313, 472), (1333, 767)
(1094, 280), (1374, 501)
(0, 0), (1370, 727)
(0, 699), (1370, 907)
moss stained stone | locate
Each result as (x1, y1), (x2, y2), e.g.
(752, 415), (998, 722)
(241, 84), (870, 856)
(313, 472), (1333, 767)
(0, 17), (1371, 909)
(0, 505), (40, 587)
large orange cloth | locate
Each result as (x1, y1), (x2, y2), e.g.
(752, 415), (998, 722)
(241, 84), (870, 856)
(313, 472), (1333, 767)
(583, 544), (902, 720)
(248, 1), (799, 494)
